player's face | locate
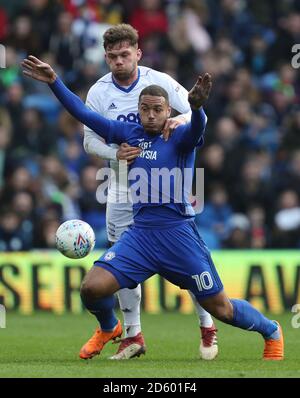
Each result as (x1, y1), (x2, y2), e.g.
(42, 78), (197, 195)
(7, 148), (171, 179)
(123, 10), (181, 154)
(139, 95), (171, 134)
(105, 42), (142, 84)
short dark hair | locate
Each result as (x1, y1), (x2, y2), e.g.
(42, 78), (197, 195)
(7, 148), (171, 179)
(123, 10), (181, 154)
(103, 24), (139, 50)
(139, 85), (169, 104)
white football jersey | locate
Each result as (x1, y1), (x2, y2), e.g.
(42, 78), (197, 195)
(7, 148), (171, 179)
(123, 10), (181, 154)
(84, 66), (191, 241)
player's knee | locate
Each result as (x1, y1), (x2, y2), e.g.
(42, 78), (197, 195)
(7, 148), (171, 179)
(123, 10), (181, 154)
(80, 281), (102, 302)
(80, 283), (93, 302)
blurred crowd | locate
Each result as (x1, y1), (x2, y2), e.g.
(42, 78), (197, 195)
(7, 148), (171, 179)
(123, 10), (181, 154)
(0, 0), (300, 250)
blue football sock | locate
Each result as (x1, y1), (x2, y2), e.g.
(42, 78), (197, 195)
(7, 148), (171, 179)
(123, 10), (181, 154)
(81, 295), (118, 331)
(229, 299), (278, 339)
(267, 325), (280, 340)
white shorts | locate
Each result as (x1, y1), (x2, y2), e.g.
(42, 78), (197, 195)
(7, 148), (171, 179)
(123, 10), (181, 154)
(106, 202), (134, 243)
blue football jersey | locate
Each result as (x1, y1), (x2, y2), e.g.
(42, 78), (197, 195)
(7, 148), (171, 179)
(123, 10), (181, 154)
(50, 77), (207, 226)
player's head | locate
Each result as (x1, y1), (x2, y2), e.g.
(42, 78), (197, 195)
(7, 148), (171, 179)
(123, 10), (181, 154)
(103, 24), (142, 83)
(138, 85), (171, 134)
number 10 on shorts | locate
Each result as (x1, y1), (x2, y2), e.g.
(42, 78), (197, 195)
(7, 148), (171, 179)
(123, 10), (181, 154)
(192, 272), (213, 291)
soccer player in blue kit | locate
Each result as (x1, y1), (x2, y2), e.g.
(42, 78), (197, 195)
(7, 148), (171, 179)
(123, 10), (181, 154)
(22, 56), (284, 361)
(83, 24), (218, 361)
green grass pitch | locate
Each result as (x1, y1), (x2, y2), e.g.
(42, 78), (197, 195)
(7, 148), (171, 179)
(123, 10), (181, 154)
(0, 311), (299, 378)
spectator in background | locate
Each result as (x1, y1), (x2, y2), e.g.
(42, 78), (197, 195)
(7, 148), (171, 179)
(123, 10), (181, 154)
(0, 209), (30, 251)
(281, 105), (300, 151)
(2, 166), (36, 204)
(18, 0), (62, 53)
(0, 108), (12, 139)
(6, 14), (41, 57)
(63, 0), (123, 25)
(35, 155), (81, 226)
(35, 211), (61, 248)
(0, 113), (13, 188)
(4, 80), (24, 140)
(213, 0), (255, 50)
(57, 110), (82, 141)
(57, 111), (88, 176)
(73, 60), (103, 90)
(60, 139), (88, 177)
(272, 190), (300, 248)
(167, 0), (212, 86)
(230, 155), (272, 214)
(129, 0), (168, 47)
(39, 155), (71, 200)
(224, 69), (259, 107)
(96, 0), (124, 25)
(0, 7), (8, 41)
(268, 11), (300, 67)
(168, 0), (212, 56)
(224, 213), (251, 249)
(196, 135), (248, 248)
(2, 0), (300, 250)
(78, 165), (107, 247)
(62, 181), (82, 221)
(212, 116), (247, 194)
(264, 63), (298, 123)
(247, 0), (294, 28)
(244, 31), (271, 76)
(274, 150), (300, 197)
(214, 116), (240, 148)
(228, 99), (253, 131)
(198, 144), (229, 189)
(49, 11), (81, 71)
(139, 34), (165, 71)
(15, 107), (57, 156)
(243, 103), (279, 155)
(70, 0), (123, 68)
(11, 191), (36, 249)
(196, 183), (233, 249)
(247, 204), (268, 249)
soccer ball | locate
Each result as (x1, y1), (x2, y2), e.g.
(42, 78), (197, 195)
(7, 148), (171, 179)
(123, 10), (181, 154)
(55, 219), (96, 259)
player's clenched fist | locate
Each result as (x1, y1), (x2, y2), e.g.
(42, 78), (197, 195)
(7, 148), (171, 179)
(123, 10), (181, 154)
(188, 73), (212, 110)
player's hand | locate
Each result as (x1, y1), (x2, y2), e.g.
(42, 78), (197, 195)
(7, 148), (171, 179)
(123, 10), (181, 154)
(21, 55), (57, 84)
(188, 73), (212, 110)
(116, 143), (142, 165)
(162, 116), (186, 141)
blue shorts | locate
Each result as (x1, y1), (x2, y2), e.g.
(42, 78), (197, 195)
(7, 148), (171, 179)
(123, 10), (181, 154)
(95, 220), (223, 299)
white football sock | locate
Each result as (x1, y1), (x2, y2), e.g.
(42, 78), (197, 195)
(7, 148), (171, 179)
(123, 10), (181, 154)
(117, 286), (142, 338)
(188, 291), (213, 328)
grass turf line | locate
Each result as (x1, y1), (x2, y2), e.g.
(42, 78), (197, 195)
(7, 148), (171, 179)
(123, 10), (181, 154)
(0, 312), (298, 378)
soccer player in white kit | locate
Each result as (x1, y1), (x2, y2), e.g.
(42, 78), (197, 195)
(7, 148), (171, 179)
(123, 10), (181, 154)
(82, 24), (218, 360)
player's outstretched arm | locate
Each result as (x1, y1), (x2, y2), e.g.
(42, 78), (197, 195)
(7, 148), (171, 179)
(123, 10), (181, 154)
(84, 129), (141, 163)
(188, 73), (212, 110)
(21, 56), (124, 143)
(22, 55), (57, 83)
(174, 73), (212, 150)
(83, 87), (141, 162)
